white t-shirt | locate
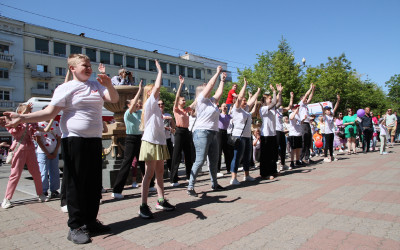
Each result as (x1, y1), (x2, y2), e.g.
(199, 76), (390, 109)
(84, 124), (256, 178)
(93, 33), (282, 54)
(288, 114), (302, 136)
(324, 114), (335, 134)
(260, 106), (276, 136)
(141, 93), (166, 145)
(50, 80), (108, 138)
(193, 93), (219, 132)
(385, 114), (397, 127)
(189, 115), (196, 132)
(252, 135), (260, 149)
(299, 100), (310, 123)
(275, 108), (284, 132)
(36, 121), (62, 154)
(379, 124), (387, 136)
(163, 112), (172, 139)
(230, 105), (252, 138)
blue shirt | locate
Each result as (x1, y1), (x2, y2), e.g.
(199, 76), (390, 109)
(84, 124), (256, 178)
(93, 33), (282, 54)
(124, 109), (142, 135)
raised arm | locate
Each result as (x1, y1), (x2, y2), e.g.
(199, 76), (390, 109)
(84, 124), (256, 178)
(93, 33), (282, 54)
(267, 84), (277, 109)
(248, 87), (261, 111)
(174, 75), (185, 109)
(332, 94), (340, 114)
(275, 83), (283, 108)
(283, 92), (294, 112)
(213, 72), (226, 103)
(290, 106), (299, 120)
(235, 78), (248, 108)
(152, 60), (163, 99)
(201, 66), (223, 98)
(301, 83), (314, 103)
(128, 80), (143, 114)
(307, 84), (316, 103)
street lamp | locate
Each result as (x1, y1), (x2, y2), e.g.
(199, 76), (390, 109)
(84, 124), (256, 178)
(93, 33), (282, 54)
(302, 57), (306, 66)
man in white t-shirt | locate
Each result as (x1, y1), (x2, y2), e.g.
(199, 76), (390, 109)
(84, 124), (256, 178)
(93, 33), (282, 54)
(385, 108), (397, 146)
(298, 83), (315, 164)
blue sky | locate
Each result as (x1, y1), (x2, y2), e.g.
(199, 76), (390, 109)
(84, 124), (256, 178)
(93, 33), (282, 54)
(1, 0), (399, 91)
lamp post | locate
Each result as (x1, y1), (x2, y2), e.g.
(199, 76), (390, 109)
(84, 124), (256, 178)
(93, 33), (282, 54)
(302, 57), (306, 66)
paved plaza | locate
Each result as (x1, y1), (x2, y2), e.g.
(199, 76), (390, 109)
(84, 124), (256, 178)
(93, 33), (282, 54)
(0, 145), (399, 249)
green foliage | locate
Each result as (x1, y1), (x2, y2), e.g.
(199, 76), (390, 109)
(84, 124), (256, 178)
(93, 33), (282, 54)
(159, 87), (176, 114)
(385, 74), (400, 111)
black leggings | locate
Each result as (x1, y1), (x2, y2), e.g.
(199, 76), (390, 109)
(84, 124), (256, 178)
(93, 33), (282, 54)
(324, 133), (334, 158)
(170, 127), (193, 183)
(276, 131), (286, 165)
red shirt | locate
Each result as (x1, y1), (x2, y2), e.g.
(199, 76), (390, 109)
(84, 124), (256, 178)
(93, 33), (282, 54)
(226, 89), (236, 104)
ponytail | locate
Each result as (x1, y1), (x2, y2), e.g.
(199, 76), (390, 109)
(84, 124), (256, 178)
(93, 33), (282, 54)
(64, 68), (72, 83)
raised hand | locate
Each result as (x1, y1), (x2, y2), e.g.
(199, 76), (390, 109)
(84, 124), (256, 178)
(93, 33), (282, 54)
(98, 63), (106, 74)
(179, 75), (184, 85)
(290, 91), (294, 97)
(337, 94), (340, 100)
(310, 82), (314, 89)
(24, 103), (33, 114)
(2, 112), (22, 128)
(216, 65), (223, 74)
(270, 84), (276, 92)
(221, 72), (227, 82)
(138, 80), (143, 90)
(244, 77), (248, 85)
(97, 74), (112, 87)
(276, 83), (283, 92)
(155, 60), (162, 72)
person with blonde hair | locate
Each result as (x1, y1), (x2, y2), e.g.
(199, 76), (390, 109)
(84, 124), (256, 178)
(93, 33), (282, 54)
(1, 54), (119, 244)
(187, 66), (226, 197)
(1, 103), (48, 209)
(138, 60), (175, 219)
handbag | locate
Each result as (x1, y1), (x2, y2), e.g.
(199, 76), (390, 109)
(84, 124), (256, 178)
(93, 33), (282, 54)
(227, 117), (248, 147)
(338, 127), (345, 139)
(6, 127), (28, 164)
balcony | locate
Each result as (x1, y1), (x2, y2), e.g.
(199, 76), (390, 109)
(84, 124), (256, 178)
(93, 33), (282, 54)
(31, 88), (53, 96)
(0, 100), (15, 111)
(31, 70), (52, 80)
(0, 52), (15, 69)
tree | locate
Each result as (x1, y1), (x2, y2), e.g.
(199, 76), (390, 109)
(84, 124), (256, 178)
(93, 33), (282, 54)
(385, 74), (400, 111)
(159, 87), (176, 114)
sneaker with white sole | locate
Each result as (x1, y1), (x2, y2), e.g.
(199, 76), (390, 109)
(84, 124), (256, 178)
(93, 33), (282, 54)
(381, 152), (388, 155)
(339, 149), (344, 153)
(323, 158), (332, 163)
(217, 172), (224, 178)
(283, 165), (292, 170)
(38, 194), (49, 202)
(1, 198), (11, 209)
(243, 176), (255, 182)
(170, 182), (179, 187)
(132, 182), (139, 188)
(238, 167), (244, 171)
(111, 193), (124, 199)
(155, 199), (175, 211)
(61, 205), (68, 213)
(230, 178), (240, 185)
(138, 204), (153, 219)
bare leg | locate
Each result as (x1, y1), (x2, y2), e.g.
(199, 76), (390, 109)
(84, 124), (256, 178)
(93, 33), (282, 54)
(154, 160), (165, 199)
(141, 161), (156, 204)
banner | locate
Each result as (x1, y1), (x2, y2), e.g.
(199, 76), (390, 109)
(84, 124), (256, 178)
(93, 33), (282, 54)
(307, 101), (333, 115)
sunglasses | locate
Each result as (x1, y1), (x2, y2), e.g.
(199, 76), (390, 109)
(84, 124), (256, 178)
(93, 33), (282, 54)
(158, 103), (164, 106)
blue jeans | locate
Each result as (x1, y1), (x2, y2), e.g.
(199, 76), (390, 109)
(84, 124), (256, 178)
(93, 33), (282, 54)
(37, 153), (60, 193)
(188, 130), (219, 189)
(230, 137), (251, 173)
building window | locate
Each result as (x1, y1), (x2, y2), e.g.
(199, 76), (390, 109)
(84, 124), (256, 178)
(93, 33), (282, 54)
(160, 62), (167, 73)
(179, 66), (185, 76)
(138, 58), (146, 70)
(126, 56), (135, 68)
(114, 53), (123, 66)
(37, 65), (48, 72)
(37, 82), (48, 89)
(55, 67), (66, 76)
(196, 69), (202, 80)
(170, 64), (176, 75)
(100, 51), (110, 64)
(149, 60), (156, 72)
(140, 78), (147, 85)
(0, 90), (10, 100)
(0, 44), (9, 54)
(35, 38), (49, 54)
(0, 68), (9, 79)
(162, 79), (170, 87)
(171, 82), (177, 90)
(188, 67), (194, 78)
(86, 48), (97, 62)
(207, 69), (212, 75)
(70, 45), (82, 54)
(54, 42), (66, 57)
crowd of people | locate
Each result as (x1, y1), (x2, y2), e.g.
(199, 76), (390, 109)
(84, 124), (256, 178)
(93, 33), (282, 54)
(0, 54), (398, 245)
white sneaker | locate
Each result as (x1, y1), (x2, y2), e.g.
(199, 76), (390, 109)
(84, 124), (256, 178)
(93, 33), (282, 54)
(230, 178), (240, 185)
(111, 193), (124, 199)
(217, 172), (224, 178)
(170, 182), (179, 187)
(132, 182), (139, 188)
(333, 157), (338, 162)
(61, 205), (68, 213)
(149, 187), (157, 192)
(243, 176), (255, 182)
(323, 158), (332, 163)
(339, 149), (344, 153)
(1, 198), (11, 209)
(38, 194), (49, 202)
(283, 165), (292, 170)
(381, 152), (388, 155)
(238, 167), (244, 171)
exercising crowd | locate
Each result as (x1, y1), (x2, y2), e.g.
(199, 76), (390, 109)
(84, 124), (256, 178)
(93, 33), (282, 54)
(0, 54), (398, 244)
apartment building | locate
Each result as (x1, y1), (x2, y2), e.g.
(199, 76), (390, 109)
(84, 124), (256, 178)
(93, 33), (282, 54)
(20, 19), (229, 101)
